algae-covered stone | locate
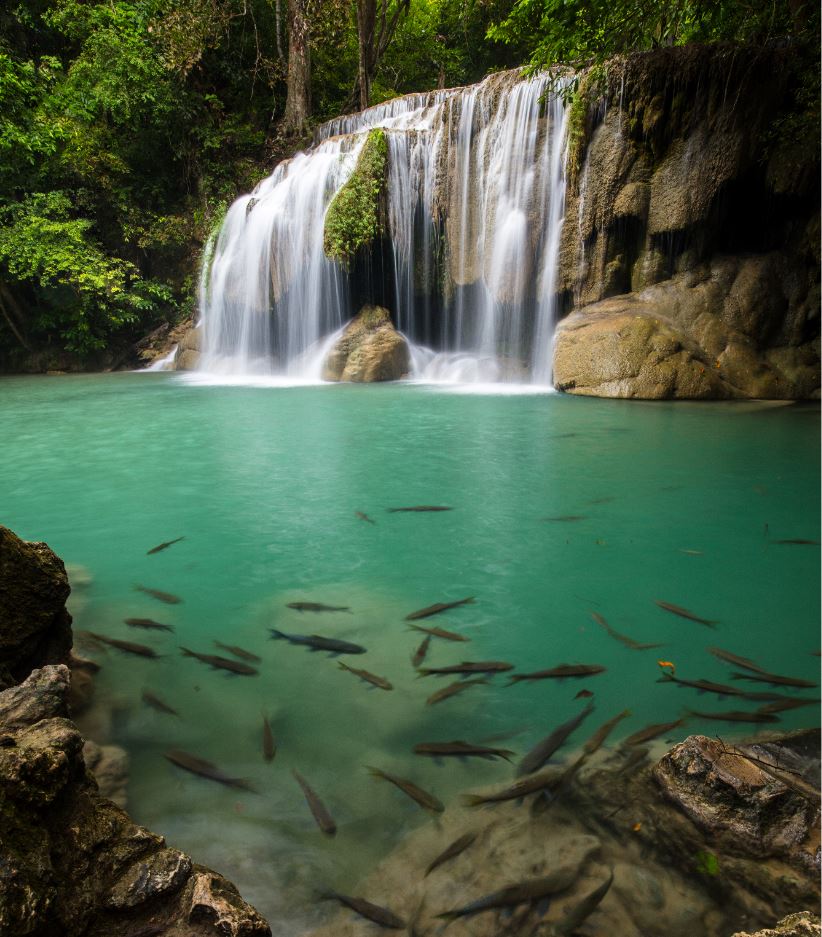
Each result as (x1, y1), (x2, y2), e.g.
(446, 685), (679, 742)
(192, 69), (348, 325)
(323, 306), (409, 382)
(324, 129), (388, 265)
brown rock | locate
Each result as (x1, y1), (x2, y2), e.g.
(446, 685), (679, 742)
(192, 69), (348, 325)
(175, 347), (201, 371)
(731, 912), (822, 937)
(322, 306), (409, 382)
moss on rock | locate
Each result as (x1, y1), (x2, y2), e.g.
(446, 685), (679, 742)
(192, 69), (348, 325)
(323, 129), (388, 266)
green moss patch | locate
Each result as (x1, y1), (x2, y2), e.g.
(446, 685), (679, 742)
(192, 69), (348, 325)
(324, 129), (388, 266)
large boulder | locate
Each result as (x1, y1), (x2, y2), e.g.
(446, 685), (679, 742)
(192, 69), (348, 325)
(174, 324), (203, 371)
(322, 306), (410, 382)
(0, 665), (271, 937)
(0, 525), (72, 689)
(731, 912), (822, 937)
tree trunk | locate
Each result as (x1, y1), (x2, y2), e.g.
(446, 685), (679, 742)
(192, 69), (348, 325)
(355, 0), (375, 111)
(282, 0), (311, 134)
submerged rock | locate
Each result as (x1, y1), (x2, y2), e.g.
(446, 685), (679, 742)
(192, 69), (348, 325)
(323, 306), (410, 382)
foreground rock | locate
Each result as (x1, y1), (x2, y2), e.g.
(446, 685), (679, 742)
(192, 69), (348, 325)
(732, 912), (822, 937)
(0, 525), (72, 689)
(322, 306), (410, 382)
(0, 665), (271, 937)
(173, 322), (203, 371)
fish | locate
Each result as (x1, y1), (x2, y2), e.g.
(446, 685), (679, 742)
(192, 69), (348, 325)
(507, 664), (606, 684)
(146, 536), (185, 555)
(180, 647), (259, 675)
(679, 549), (703, 556)
(321, 892), (405, 929)
(516, 703), (595, 776)
(411, 635), (431, 668)
(549, 871), (614, 935)
(405, 597), (475, 620)
(355, 511), (376, 524)
(772, 539), (820, 545)
(463, 765), (566, 806)
(262, 713), (276, 761)
(623, 719), (685, 746)
(286, 602), (351, 613)
(654, 600), (717, 627)
(409, 624), (470, 642)
(541, 515), (587, 522)
(367, 766), (443, 812)
(414, 741), (515, 762)
(708, 646), (768, 674)
(424, 832), (478, 876)
(164, 749), (255, 791)
(436, 868), (580, 921)
(214, 641), (261, 663)
(141, 690), (178, 716)
(757, 697), (820, 714)
(575, 689), (594, 699)
(387, 505), (452, 512)
(657, 673), (781, 700)
(730, 670), (818, 689)
(583, 709), (632, 755)
(124, 617), (174, 632)
(591, 613), (663, 651)
(686, 708), (780, 724)
(269, 630), (366, 655)
(617, 745), (650, 774)
(338, 661), (393, 690)
(425, 678), (488, 705)
(292, 770), (336, 835)
(417, 661), (513, 678)
(135, 585), (182, 604)
(529, 754), (588, 816)
(87, 632), (159, 658)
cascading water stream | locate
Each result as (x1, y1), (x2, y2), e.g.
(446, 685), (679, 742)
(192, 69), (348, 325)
(197, 70), (569, 385)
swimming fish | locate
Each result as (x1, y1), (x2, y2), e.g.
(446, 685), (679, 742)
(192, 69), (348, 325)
(87, 632), (159, 658)
(180, 647), (259, 675)
(417, 661), (513, 678)
(405, 597), (475, 620)
(436, 867), (580, 920)
(730, 670), (818, 689)
(286, 602), (351, 613)
(654, 600), (717, 627)
(507, 664), (605, 684)
(411, 635), (431, 668)
(414, 741), (515, 762)
(516, 703), (594, 777)
(583, 709), (632, 755)
(141, 690), (178, 716)
(124, 617), (174, 632)
(425, 832), (478, 876)
(409, 624), (470, 641)
(262, 713), (276, 761)
(146, 536), (185, 555)
(387, 505), (453, 512)
(321, 892), (405, 929)
(708, 646), (768, 674)
(686, 708), (780, 724)
(548, 871), (614, 935)
(164, 749), (255, 791)
(214, 641), (261, 663)
(622, 719), (685, 746)
(338, 661), (393, 690)
(657, 673), (780, 700)
(575, 689), (594, 699)
(772, 539), (820, 545)
(367, 766), (443, 812)
(757, 696), (821, 714)
(292, 770), (336, 835)
(541, 515), (587, 522)
(269, 630), (366, 655)
(425, 678), (487, 705)
(591, 613), (663, 651)
(355, 511), (376, 524)
(463, 765), (566, 806)
(135, 585), (182, 604)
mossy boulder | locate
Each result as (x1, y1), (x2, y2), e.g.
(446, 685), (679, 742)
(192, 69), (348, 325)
(322, 306), (409, 382)
(323, 129), (388, 266)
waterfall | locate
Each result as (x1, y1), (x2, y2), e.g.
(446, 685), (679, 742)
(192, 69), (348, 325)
(197, 70), (569, 384)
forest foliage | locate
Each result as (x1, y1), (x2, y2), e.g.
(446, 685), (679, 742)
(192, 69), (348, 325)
(0, 0), (817, 368)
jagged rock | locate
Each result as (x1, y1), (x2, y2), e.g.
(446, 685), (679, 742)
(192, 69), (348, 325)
(731, 912), (822, 937)
(138, 316), (195, 369)
(322, 306), (410, 382)
(0, 525), (72, 688)
(174, 324), (203, 371)
(0, 665), (271, 937)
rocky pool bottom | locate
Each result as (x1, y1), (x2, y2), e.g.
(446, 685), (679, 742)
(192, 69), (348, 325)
(1, 523), (820, 937)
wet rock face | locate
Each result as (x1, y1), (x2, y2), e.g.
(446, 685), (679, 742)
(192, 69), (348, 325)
(731, 912), (822, 937)
(323, 305), (410, 382)
(0, 665), (271, 937)
(174, 323), (203, 371)
(0, 525), (72, 688)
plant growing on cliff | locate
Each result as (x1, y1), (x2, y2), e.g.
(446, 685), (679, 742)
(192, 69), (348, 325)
(323, 128), (388, 265)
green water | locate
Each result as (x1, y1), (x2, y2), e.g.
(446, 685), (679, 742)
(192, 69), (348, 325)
(2, 372), (819, 930)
